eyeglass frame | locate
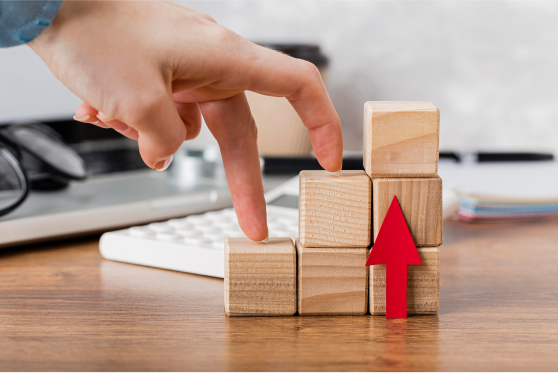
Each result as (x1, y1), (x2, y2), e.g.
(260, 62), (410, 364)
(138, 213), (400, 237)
(0, 122), (88, 218)
(0, 145), (30, 216)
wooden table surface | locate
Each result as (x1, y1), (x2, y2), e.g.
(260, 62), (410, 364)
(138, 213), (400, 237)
(0, 219), (556, 371)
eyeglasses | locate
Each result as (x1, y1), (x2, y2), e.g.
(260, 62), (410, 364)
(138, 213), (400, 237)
(0, 122), (88, 217)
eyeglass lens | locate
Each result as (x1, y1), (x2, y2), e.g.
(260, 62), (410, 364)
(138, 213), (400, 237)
(0, 149), (26, 211)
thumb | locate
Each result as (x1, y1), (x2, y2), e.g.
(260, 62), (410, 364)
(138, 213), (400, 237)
(127, 93), (187, 171)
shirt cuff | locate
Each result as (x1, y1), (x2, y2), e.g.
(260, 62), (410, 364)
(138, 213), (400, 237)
(0, 1), (63, 48)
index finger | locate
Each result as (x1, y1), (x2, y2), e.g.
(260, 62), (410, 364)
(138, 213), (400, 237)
(199, 93), (268, 242)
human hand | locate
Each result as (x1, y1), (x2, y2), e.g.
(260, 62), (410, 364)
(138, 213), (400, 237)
(28, 0), (343, 241)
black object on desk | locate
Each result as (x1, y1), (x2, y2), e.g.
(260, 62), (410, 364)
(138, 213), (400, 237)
(263, 157), (364, 175)
(263, 152), (555, 175)
(0, 118), (147, 176)
(439, 151), (554, 163)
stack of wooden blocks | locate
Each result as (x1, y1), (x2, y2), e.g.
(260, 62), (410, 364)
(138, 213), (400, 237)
(225, 101), (441, 317)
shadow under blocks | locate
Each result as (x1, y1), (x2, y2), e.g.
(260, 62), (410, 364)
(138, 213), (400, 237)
(224, 101), (441, 317)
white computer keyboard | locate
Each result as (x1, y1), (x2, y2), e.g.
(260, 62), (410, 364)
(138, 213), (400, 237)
(99, 205), (299, 278)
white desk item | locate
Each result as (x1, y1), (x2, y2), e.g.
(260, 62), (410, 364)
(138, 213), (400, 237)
(438, 160), (558, 221)
(100, 205), (298, 278)
(100, 176), (299, 278)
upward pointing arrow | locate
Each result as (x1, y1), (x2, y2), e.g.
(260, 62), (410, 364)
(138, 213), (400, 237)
(366, 196), (422, 318)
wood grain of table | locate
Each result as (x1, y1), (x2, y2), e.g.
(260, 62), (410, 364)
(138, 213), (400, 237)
(0, 219), (557, 371)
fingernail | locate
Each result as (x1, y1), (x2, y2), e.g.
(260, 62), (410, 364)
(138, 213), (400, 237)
(329, 166), (342, 176)
(260, 234), (269, 244)
(97, 112), (108, 119)
(73, 115), (91, 123)
(154, 155), (173, 171)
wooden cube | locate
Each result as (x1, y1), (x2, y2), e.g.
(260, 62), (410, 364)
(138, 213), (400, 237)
(299, 170), (372, 247)
(296, 239), (368, 315)
(370, 247), (439, 315)
(373, 177), (442, 247)
(363, 101), (440, 177)
(225, 237), (296, 316)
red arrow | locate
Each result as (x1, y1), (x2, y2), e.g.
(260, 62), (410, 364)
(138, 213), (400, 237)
(366, 196), (422, 318)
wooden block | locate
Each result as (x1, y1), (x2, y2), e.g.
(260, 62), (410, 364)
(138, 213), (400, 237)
(373, 176), (442, 247)
(363, 101), (440, 177)
(299, 170), (372, 247)
(225, 237), (296, 316)
(370, 247), (439, 315)
(296, 239), (368, 315)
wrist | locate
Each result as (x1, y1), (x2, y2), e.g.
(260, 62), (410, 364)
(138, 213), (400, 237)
(28, 1), (96, 56)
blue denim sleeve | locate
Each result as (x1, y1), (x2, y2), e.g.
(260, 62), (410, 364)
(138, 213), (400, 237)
(0, 0), (63, 48)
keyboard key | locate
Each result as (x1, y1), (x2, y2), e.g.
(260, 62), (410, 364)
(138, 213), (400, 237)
(183, 237), (211, 246)
(176, 228), (204, 237)
(215, 222), (239, 230)
(206, 232), (226, 241)
(185, 216), (212, 225)
(221, 209), (236, 217)
(148, 223), (174, 233)
(167, 219), (193, 229)
(223, 231), (246, 238)
(129, 227), (155, 237)
(225, 217), (239, 225)
(156, 232), (183, 241)
(197, 226), (222, 233)
(208, 215), (230, 223)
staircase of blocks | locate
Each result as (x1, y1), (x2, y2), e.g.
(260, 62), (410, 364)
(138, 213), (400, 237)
(224, 101), (441, 317)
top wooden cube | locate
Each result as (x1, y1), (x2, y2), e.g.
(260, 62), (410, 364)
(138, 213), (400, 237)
(299, 170), (371, 248)
(363, 101), (440, 177)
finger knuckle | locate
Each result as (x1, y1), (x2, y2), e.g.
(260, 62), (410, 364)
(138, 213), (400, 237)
(218, 28), (244, 48)
(202, 13), (217, 23)
(190, 8), (217, 24)
(247, 118), (258, 141)
(300, 60), (322, 83)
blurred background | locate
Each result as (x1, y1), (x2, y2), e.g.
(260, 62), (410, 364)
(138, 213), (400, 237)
(0, 0), (557, 248)
(0, 0), (557, 153)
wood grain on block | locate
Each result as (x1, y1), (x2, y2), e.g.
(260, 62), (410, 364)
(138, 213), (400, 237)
(225, 237), (296, 316)
(363, 101), (440, 177)
(299, 170), (372, 247)
(296, 239), (368, 315)
(370, 247), (440, 315)
(373, 177), (442, 247)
